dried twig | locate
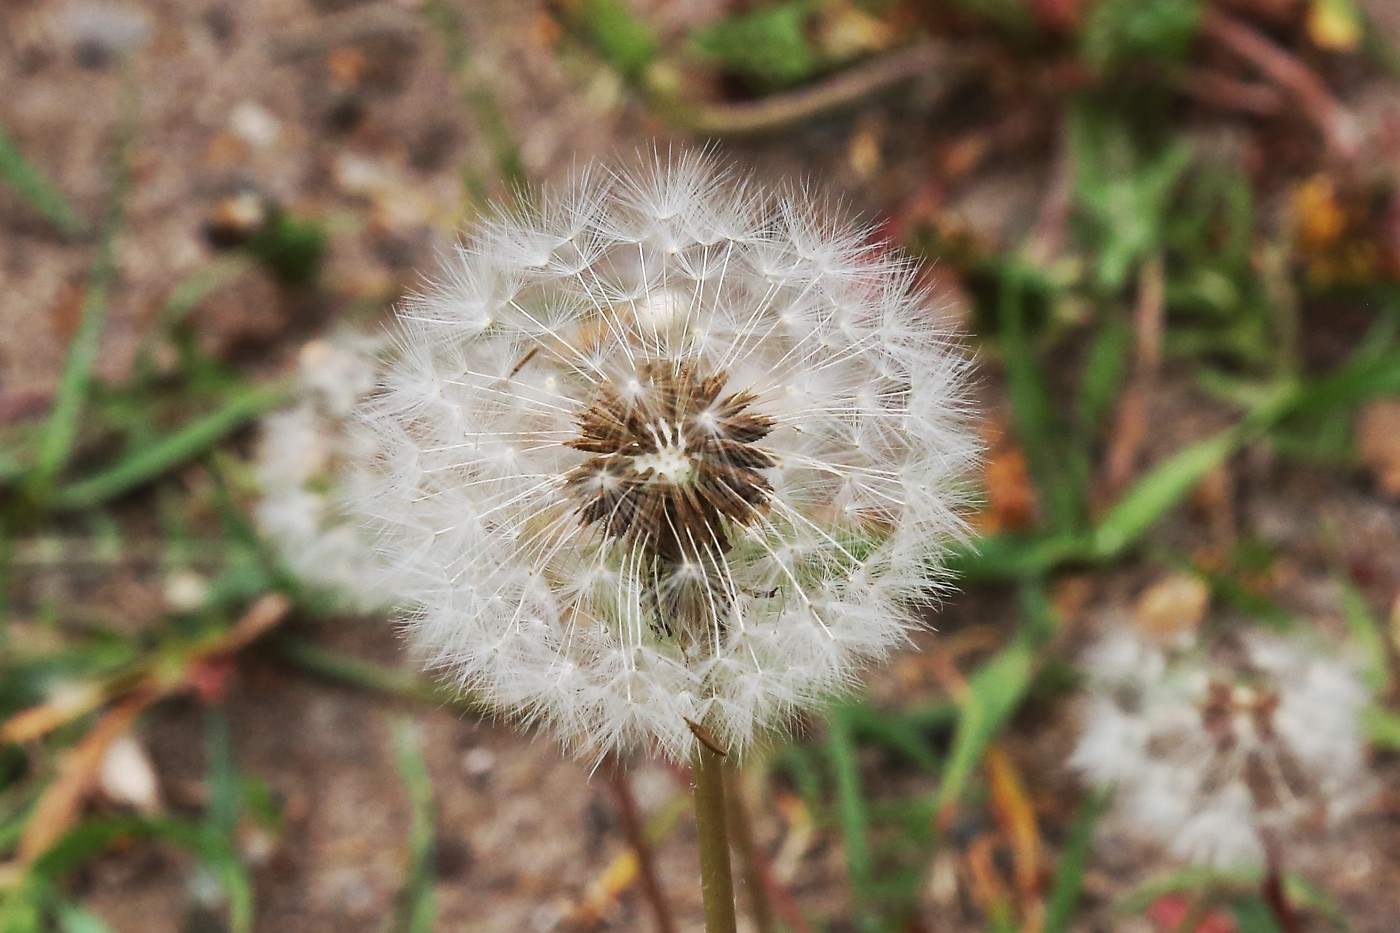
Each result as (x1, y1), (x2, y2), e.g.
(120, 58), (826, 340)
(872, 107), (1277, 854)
(1174, 69), (1286, 116)
(0, 593), (291, 881)
(1201, 9), (1360, 159)
(2, 594), (290, 746)
(1103, 255), (1166, 497)
(655, 41), (980, 137)
(12, 693), (151, 868)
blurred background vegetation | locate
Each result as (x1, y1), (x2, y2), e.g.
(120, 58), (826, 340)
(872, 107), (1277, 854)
(3, 0), (1400, 930)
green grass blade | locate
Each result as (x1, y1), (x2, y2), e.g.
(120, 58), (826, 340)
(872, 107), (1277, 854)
(1095, 330), (1400, 561)
(0, 881), (45, 933)
(422, 1), (527, 193)
(1285, 331), (1400, 417)
(947, 533), (1092, 582)
(29, 264), (117, 496)
(270, 637), (476, 710)
(55, 900), (117, 933)
(204, 706), (240, 837)
(934, 638), (1035, 817)
(0, 448), (27, 489)
(50, 383), (287, 512)
(0, 124), (83, 238)
(388, 721), (437, 933)
(841, 703), (940, 771)
(132, 258), (253, 380)
(1336, 582), (1391, 692)
(1115, 865), (1257, 915)
(30, 817), (253, 933)
(28, 220), (121, 499)
(1363, 706), (1400, 749)
(26, 79), (138, 498)
(1042, 790), (1108, 933)
(998, 271), (1086, 531)
(1077, 314), (1131, 433)
(1230, 897), (1284, 933)
(1017, 576), (1062, 646)
(573, 0), (660, 83)
(826, 707), (873, 905)
(1090, 422), (1249, 559)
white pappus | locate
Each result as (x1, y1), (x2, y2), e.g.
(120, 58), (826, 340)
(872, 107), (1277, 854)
(348, 153), (978, 762)
(1072, 626), (1372, 870)
(255, 333), (390, 612)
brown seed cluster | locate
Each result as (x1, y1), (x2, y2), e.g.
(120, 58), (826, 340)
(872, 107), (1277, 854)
(1197, 679), (1307, 812)
(564, 360), (776, 579)
(1199, 680), (1279, 749)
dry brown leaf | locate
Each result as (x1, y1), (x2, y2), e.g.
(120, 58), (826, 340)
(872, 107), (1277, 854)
(1357, 399), (1400, 498)
(1291, 174), (1386, 284)
(964, 834), (1012, 919)
(1031, 0), (1083, 33)
(203, 130), (250, 168)
(976, 417), (1038, 534)
(772, 791), (815, 882)
(1187, 461), (1237, 545)
(13, 694), (151, 868)
(0, 681), (106, 745)
(1133, 574), (1210, 639)
(327, 45), (368, 87)
(1050, 575), (1094, 633)
(817, 2), (895, 59)
(847, 115), (883, 180)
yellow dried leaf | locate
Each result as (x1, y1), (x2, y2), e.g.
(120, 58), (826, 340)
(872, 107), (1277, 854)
(1307, 0), (1362, 51)
(571, 849), (639, 923)
(818, 2), (895, 59)
(0, 681), (105, 745)
(847, 117), (882, 180)
(1291, 174), (1386, 284)
(985, 744), (1041, 899)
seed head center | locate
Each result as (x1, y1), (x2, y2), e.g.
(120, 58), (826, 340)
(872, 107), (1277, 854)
(632, 427), (692, 483)
(563, 361), (776, 567)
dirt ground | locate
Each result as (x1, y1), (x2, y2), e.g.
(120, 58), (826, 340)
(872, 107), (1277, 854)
(6, 0), (1400, 931)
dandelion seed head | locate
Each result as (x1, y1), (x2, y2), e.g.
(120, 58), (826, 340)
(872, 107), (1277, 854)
(255, 333), (389, 612)
(349, 153), (977, 761)
(1073, 627), (1372, 870)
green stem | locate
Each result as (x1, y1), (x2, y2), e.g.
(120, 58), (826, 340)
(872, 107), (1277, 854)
(692, 742), (737, 933)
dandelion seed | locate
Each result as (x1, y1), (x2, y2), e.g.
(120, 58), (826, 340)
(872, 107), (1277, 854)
(1073, 626), (1372, 871)
(348, 153), (977, 763)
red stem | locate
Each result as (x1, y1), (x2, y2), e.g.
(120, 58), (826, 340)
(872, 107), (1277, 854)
(1262, 837), (1303, 933)
(608, 760), (677, 933)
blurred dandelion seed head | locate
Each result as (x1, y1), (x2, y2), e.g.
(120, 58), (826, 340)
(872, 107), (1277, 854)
(349, 153), (978, 761)
(255, 333), (390, 612)
(1073, 628), (1372, 870)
